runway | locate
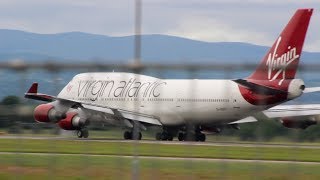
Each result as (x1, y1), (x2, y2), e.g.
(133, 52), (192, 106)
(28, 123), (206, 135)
(1, 135), (320, 149)
(1, 151), (320, 165)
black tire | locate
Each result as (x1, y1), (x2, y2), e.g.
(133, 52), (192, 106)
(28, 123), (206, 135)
(160, 133), (168, 141)
(77, 130), (83, 138)
(167, 134), (174, 141)
(178, 132), (185, 141)
(198, 133), (206, 142)
(131, 131), (142, 140)
(82, 129), (89, 138)
(124, 131), (132, 140)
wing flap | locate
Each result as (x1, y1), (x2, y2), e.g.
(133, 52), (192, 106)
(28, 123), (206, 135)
(81, 102), (162, 126)
(117, 110), (162, 125)
(228, 116), (258, 124)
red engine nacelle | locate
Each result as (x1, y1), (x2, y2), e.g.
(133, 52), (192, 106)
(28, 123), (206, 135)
(281, 118), (317, 129)
(34, 104), (66, 123)
(58, 112), (88, 130)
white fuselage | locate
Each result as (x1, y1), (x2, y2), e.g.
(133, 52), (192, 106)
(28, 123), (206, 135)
(58, 72), (267, 126)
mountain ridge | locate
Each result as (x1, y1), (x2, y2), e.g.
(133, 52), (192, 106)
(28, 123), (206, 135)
(0, 29), (319, 64)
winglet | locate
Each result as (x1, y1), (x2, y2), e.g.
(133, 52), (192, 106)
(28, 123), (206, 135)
(27, 83), (38, 94)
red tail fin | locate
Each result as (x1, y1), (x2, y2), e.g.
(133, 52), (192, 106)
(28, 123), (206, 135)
(248, 9), (313, 85)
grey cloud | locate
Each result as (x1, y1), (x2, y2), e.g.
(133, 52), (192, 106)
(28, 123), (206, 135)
(0, 0), (318, 51)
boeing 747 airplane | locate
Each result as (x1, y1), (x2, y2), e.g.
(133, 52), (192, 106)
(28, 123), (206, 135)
(25, 9), (320, 141)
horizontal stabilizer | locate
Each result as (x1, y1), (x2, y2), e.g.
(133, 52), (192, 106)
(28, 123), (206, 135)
(233, 79), (288, 95)
(24, 83), (56, 102)
(304, 87), (320, 93)
(264, 104), (320, 118)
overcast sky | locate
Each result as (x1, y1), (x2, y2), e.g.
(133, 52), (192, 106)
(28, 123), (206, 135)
(0, 0), (319, 51)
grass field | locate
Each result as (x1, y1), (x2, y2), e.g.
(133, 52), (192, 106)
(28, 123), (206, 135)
(1, 154), (320, 180)
(0, 139), (320, 162)
(1, 138), (320, 179)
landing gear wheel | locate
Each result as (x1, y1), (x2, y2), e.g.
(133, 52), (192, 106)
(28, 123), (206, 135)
(131, 131), (142, 140)
(178, 132), (185, 141)
(124, 131), (142, 140)
(160, 133), (168, 141)
(197, 133), (206, 142)
(77, 130), (83, 138)
(167, 134), (173, 141)
(124, 131), (132, 140)
(77, 129), (89, 138)
(82, 129), (89, 138)
(156, 132), (173, 141)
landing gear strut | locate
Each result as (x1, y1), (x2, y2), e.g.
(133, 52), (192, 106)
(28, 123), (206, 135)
(123, 131), (142, 140)
(77, 129), (89, 138)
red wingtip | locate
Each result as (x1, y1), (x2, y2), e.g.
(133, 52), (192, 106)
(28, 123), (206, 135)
(27, 83), (38, 94)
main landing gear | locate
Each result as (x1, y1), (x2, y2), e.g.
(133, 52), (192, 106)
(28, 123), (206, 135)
(77, 129), (89, 138)
(155, 131), (174, 141)
(123, 131), (142, 140)
(177, 131), (206, 142)
(155, 126), (206, 142)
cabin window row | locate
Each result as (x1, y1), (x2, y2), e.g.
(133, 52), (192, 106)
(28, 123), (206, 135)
(177, 98), (229, 103)
(78, 97), (174, 102)
(147, 98), (174, 102)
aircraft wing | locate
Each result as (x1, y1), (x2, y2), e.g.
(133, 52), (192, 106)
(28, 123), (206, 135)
(229, 104), (320, 125)
(263, 104), (320, 118)
(228, 116), (258, 124)
(25, 83), (162, 126)
(80, 103), (162, 125)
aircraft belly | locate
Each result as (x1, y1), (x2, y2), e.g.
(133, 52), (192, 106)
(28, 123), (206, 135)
(180, 107), (239, 124)
(66, 78), (263, 127)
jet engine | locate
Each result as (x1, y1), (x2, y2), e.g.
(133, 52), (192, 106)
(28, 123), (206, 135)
(280, 117), (317, 129)
(58, 112), (88, 130)
(34, 104), (66, 123)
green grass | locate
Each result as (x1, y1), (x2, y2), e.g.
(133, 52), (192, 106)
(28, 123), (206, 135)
(0, 139), (320, 162)
(1, 139), (320, 179)
(0, 154), (320, 180)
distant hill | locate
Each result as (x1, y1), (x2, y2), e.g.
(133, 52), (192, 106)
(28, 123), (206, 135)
(0, 29), (319, 64)
(0, 29), (320, 100)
